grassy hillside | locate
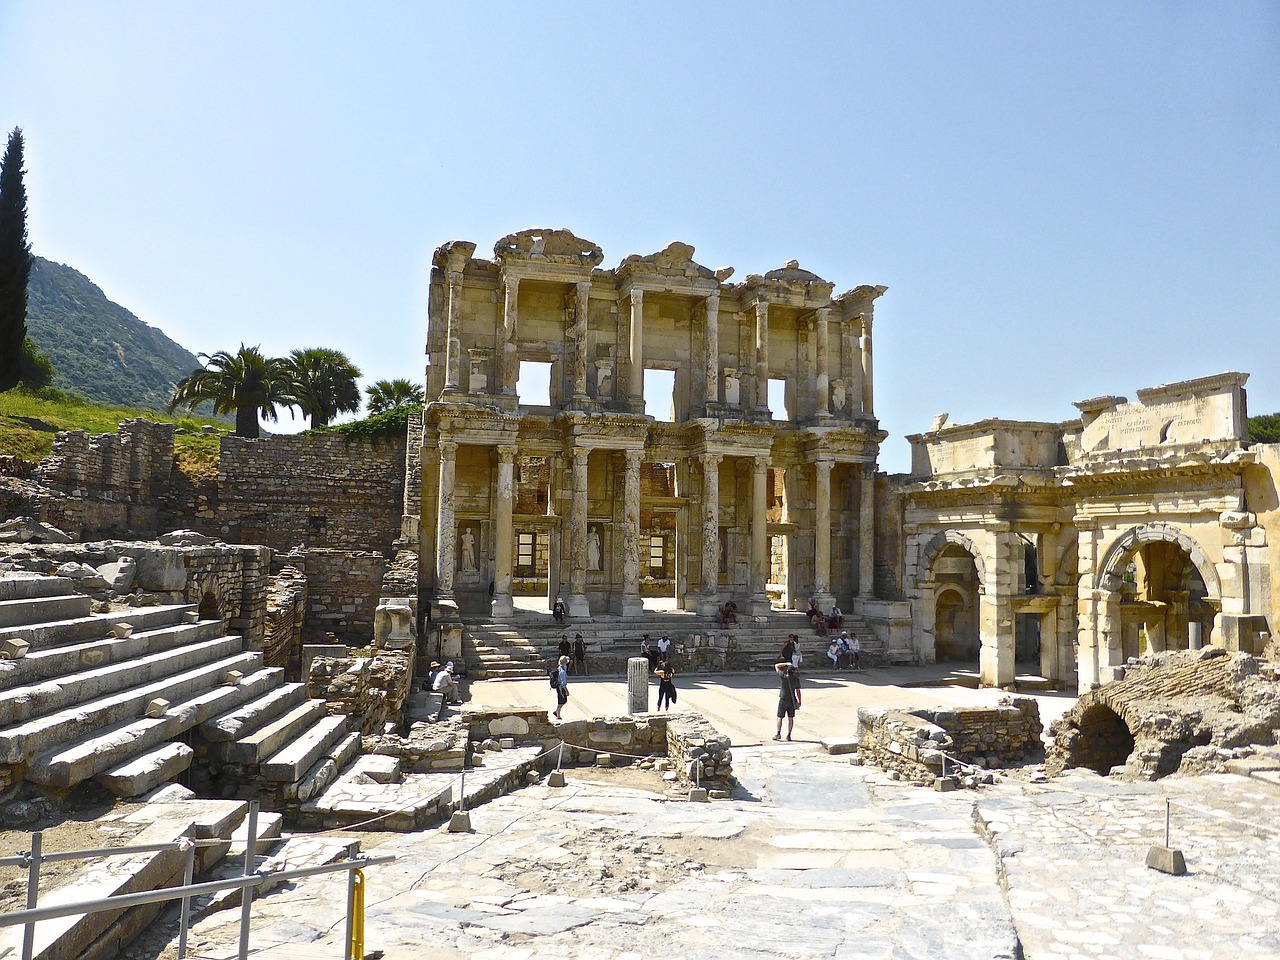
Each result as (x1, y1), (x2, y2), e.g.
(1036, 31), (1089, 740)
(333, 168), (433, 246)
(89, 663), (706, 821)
(24, 256), (206, 412)
(0, 388), (227, 480)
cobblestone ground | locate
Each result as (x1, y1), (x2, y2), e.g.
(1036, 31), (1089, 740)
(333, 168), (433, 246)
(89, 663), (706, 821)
(176, 750), (1280, 960)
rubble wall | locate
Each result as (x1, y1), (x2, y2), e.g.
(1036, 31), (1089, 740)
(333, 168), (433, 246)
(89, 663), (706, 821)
(302, 549), (388, 644)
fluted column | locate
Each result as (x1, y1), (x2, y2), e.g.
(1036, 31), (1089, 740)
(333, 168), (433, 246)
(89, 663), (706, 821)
(491, 445), (516, 618)
(750, 456), (770, 614)
(568, 448), (590, 616)
(815, 307), (831, 417)
(861, 314), (874, 417)
(621, 449), (643, 615)
(444, 271), (465, 392)
(813, 458), (834, 605)
(703, 292), (720, 412)
(859, 460), (876, 598)
(500, 275), (519, 396)
(435, 440), (458, 599)
(571, 280), (590, 401)
(754, 300), (770, 416)
(628, 289), (645, 405)
(697, 454), (722, 615)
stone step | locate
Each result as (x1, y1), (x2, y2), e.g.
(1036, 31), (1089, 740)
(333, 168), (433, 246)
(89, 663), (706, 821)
(24, 664), (278, 788)
(0, 593), (94, 629)
(0, 632), (244, 726)
(290, 730), (362, 802)
(261, 714), (348, 783)
(0, 618), (226, 693)
(0, 603), (199, 653)
(0, 573), (77, 602)
(1, 649), (262, 766)
(220, 697), (328, 764)
(200, 682), (307, 743)
(96, 741), (194, 798)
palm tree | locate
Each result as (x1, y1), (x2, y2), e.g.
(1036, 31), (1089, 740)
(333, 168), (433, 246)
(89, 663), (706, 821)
(287, 347), (362, 428)
(169, 345), (296, 438)
(365, 378), (424, 414)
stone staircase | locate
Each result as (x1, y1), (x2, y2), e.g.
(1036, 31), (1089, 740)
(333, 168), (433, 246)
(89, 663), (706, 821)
(462, 608), (885, 679)
(0, 572), (356, 807)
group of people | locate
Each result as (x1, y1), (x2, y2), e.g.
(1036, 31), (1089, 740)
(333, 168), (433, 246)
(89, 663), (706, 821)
(805, 598), (843, 635)
(557, 633), (589, 675)
(825, 631), (861, 670)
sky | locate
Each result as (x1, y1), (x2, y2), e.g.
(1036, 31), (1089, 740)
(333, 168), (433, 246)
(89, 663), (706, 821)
(1, 2), (1277, 472)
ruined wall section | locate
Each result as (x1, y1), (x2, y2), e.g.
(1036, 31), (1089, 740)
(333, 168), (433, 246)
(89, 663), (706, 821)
(302, 549), (388, 644)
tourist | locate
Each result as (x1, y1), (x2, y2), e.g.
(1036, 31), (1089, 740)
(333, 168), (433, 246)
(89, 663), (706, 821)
(552, 654), (570, 720)
(780, 634), (797, 666)
(640, 634), (655, 669)
(657, 634), (672, 661)
(773, 661), (801, 741)
(837, 631), (851, 668)
(558, 634), (572, 665)
(827, 603), (843, 631)
(827, 639), (841, 669)
(552, 597), (566, 623)
(850, 633), (862, 671)
(433, 661), (461, 718)
(654, 658), (678, 710)
(719, 600), (738, 626)
(806, 598), (823, 630)
(573, 633), (587, 676)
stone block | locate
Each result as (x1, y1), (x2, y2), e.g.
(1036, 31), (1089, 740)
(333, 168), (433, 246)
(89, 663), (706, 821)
(688, 787), (709, 802)
(144, 698), (170, 719)
(1145, 844), (1187, 875)
(110, 622), (135, 638)
(96, 558), (137, 592)
(132, 549), (188, 591)
(547, 770), (566, 787)
(487, 715), (530, 736)
(1, 637), (29, 660)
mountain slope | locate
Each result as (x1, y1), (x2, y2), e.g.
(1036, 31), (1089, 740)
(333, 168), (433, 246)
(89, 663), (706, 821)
(24, 256), (202, 411)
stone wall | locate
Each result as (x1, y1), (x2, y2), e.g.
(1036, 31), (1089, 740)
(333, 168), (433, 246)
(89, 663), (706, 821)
(855, 697), (1041, 786)
(874, 474), (905, 600)
(302, 549), (388, 644)
(263, 566), (306, 671)
(307, 655), (389, 735)
(216, 432), (406, 554)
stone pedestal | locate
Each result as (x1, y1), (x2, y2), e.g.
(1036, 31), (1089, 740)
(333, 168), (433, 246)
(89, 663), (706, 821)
(627, 657), (650, 714)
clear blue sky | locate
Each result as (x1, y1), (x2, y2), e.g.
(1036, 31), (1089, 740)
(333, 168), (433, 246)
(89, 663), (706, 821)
(2, 2), (1277, 471)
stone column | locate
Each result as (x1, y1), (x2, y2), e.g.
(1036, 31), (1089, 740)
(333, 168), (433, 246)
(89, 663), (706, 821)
(621, 449), (643, 616)
(858, 461), (875, 598)
(444, 271), (465, 392)
(435, 440), (458, 599)
(846, 319), (864, 416)
(978, 528), (1019, 688)
(750, 456), (770, 615)
(813, 458), (834, 606)
(500, 274), (519, 396)
(697, 454), (722, 615)
(861, 314), (874, 418)
(628, 289), (645, 405)
(568, 449), (590, 617)
(627, 657), (650, 714)
(754, 300), (770, 416)
(491, 445), (516, 619)
(703, 292), (720, 412)
(815, 308), (831, 417)
(571, 280), (590, 401)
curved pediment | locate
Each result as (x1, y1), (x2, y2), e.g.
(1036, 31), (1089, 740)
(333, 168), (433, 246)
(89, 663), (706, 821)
(493, 228), (604, 267)
(764, 260), (826, 284)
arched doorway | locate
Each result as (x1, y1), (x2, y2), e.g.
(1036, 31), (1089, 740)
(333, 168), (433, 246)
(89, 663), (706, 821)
(1074, 703), (1135, 775)
(198, 591), (222, 624)
(931, 543), (981, 663)
(1111, 537), (1218, 655)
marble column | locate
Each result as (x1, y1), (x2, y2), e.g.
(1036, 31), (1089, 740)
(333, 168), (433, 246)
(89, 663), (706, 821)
(697, 454), (722, 615)
(861, 314), (874, 417)
(571, 280), (591, 401)
(491, 445), (516, 619)
(846, 319), (864, 416)
(621, 449), (643, 615)
(750, 456), (770, 615)
(500, 275), (519, 396)
(435, 440), (458, 600)
(628, 289), (645, 406)
(754, 300), (770, 416)
(813, 458), (834, 606)
(444, 271), (465, 392)
(568, 449), (590, 617)
(815, 308), (831, 417)
(858, 460), (876, 598)
(703, 292), (720, 412)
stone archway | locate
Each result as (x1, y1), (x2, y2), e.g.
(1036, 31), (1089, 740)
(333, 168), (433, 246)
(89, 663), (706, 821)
(918, 530), (988, 590)
(1098, 523), (1222, 601)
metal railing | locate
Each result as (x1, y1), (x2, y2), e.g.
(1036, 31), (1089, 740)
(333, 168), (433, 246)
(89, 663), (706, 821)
(0, 802), (393, 960)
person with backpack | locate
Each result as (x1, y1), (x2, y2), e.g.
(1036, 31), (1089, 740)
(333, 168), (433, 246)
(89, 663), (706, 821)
(654, 657), (678, 710)
(773, 661), (801, 741)
(551, 654), (570, 720)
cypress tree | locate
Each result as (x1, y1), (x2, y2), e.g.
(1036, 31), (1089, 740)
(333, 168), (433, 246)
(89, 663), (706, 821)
(0, 127), (32, 392)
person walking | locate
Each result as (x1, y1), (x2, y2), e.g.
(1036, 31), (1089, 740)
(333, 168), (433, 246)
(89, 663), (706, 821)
(572, 633), (587, 676)
(551, 654), (570, 720)
(654, 657), (678, 710)
(773, 661), (801, 741)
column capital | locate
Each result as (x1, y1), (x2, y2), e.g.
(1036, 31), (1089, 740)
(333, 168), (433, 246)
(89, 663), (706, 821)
(622, 447), (644, 468)
(501, 272), (520, 293)
(496, 444), (517, 464)
(752, 456), (770, 475)
(814, 456), (834, 473)
(438, 439), (458, 460)
(860, 312), (874, 335)
(575, 279), (592, 295)
(755, 299), (769, 319)
(698, 452), (723, 469)
(571, 447), (589, 468)
(705, 290), (720, 309)
(816, 305), (834, 322)
(631, 287), (644, 306)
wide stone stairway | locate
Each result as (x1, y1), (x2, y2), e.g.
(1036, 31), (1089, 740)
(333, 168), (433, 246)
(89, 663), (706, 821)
(464, 607), (884, 679)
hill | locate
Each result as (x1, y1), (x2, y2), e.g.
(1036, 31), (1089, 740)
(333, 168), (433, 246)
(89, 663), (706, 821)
(24, 256), (203, 411)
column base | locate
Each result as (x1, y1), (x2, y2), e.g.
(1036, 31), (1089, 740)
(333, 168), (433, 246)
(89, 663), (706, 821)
(620, 595), (644, 617)
(749, 596), (771, 617)
(567, 594), (591, 618)
(695, 595), (721, 617)
(490, 595), (514, 620)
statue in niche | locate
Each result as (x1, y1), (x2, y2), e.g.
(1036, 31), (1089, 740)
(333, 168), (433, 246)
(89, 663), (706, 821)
(831, 379), (847, 413)
(723, 368), (740, 406)
(587, 526), (602, 571)
(461, 526), (477, 572)
(596, 362), (613, 399)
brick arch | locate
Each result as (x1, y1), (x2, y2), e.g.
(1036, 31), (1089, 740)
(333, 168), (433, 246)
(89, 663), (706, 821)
(918, 530), (988, 591)
(1097, 523), (1222, 600)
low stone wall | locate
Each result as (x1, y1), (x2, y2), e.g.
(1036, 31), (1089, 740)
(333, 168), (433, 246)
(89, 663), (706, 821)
(665, 714), (733, 793)
(363, 718), (469, 772)
(856, 697), (1041, 786)
(307, 655), (389, 735)
(263, 566), (306, 672)
(302, 549), (388, 644)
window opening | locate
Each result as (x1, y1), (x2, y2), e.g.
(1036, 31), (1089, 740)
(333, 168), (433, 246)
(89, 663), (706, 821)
(517, 360), (552, 406)
(644, 368), (676, 422)
(768, 378), (789, 420)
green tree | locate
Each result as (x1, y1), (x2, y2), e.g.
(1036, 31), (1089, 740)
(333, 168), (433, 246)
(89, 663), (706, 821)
(169, 345), (295, 438)
(287, 347), (361, 428)
(18, 337), (53, 389)
(365, 377), (424, 414)
(0, 128), (31, 392)
(1249, 414), (1280, 445)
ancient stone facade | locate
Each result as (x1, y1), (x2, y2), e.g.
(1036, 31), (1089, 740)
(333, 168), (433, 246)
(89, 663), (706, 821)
(414, 229), (887, 623)
(898, 373), (1275, 691)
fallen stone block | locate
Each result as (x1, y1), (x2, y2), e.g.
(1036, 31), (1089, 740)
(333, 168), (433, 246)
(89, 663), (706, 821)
(822, 737), (859, 755)
(1, 637), (30, 660)
(96, 558), (137, 592)
(131, 548), (187, 591)
(145, 698), (170, 719)
(110, 622), (135, 638)
(158, 530), (215, 546)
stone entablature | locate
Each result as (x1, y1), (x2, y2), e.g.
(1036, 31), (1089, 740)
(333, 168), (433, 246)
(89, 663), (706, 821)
(419, 230), (889, 622)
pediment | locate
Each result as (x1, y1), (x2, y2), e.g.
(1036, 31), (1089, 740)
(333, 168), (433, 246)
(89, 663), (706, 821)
(493, 228), (604, 267)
